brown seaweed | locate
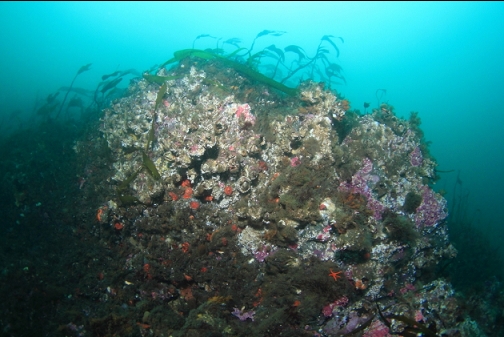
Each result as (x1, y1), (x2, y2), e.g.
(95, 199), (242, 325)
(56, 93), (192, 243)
(100, 77), (122, 94)
(160, 49), (297, 96)
(117, 169), (140, 192)
(55, 63), (92, 119)
(155, 82), (167, 112)
(142, 151), (161, 180)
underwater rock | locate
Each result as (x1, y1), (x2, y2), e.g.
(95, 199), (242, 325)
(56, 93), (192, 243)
(93, 56), (461, 335)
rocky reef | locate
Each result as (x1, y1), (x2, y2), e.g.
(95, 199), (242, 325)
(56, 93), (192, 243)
(69, 54), (473, 336)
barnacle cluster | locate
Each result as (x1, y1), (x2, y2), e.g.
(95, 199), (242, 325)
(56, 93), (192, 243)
(94, 56), (462, 335)
(100, 56), (450, 253)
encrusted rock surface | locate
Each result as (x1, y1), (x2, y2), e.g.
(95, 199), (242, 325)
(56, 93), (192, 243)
(89, 58), (465, 336)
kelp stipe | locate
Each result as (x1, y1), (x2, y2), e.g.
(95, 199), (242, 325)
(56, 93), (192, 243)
(55, 63), (91, 119)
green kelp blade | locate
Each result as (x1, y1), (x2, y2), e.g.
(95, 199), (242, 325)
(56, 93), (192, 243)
(284, 45), (306, 62)
(195, 33), (215, 40)
(247, 50), (268, 67)
(192, 34), (217, 48)
(321, 35), (341, 57)
(77, 63), (92, 75)
(102, 70), (121, 81)
(143, 74), (181, 85)
(119, 194), (140, 206)
(326, 63), (343, 75)
(145, 116), (156, 151)
(223, 38), (242, 49)
(178, 49), (216, 60)
(119, 68), (140, 77)
(225, 47), (247, 59)
(255, 30), (286, 39)
(142, 151), (161, 180)
(117, 169), (140, 192)
(221, 51), (297, 96)
(265, 45), (285, 62)
(227, 58), (297, 96)
(101, 77), (123, 94)
(160, 49), (297, 96)
(160, 48), (222, 69)
(155, 82), (167, 111)
(160, 49), (205, 68)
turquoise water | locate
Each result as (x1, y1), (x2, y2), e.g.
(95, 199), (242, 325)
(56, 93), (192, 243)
(1, 2), (504, 335)
(1, 1), (503, 269)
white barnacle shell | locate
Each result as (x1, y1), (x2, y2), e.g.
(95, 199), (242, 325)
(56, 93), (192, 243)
(201, 159), (216, 175)
(237, 176), (251, 194)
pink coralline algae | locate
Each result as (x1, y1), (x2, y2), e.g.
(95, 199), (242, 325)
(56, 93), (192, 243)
(338, 158), (385, 220)
(360, 157), (373, 174)
(253, 246), (272, 262)
(399, 282), (416, 294)
(235, 103), (256, 127)
(322, 296), (349, 317)
(362, 320), (391, 337)
(322, 304), (334, 317)
(415, 310), (425, 323)
(414, 185), (448, 227)
(409, 146), (423, 167)
(232, 307), (255, 321)
(290, 156), (301, 167)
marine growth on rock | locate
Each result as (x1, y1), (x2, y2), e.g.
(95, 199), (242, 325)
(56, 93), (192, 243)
(81, 54), (460, 336)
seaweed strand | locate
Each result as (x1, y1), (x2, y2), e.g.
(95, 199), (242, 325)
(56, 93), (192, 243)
(55, 63), (91, 119)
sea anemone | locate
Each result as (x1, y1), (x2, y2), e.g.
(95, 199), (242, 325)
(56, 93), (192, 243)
(224, 185), (233, 196)
(168, 191), (179, 201)
(183, 187), (193, 199)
